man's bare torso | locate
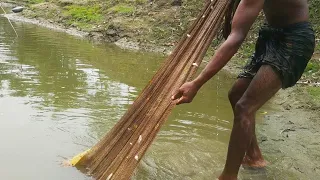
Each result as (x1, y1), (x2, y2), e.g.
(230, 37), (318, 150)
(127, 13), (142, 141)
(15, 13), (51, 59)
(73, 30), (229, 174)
(263, 0), (309, 27)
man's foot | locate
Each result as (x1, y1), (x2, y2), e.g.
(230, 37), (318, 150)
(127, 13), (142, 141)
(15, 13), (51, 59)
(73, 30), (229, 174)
(242, 155), (267, 168)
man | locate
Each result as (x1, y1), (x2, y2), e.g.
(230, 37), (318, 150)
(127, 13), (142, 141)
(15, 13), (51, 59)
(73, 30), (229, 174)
(172, 0), (315, 179)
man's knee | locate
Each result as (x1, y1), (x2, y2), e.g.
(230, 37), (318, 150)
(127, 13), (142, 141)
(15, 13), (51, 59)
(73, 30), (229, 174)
(234, 100), (255, 126)
(235, 101), (249, 115)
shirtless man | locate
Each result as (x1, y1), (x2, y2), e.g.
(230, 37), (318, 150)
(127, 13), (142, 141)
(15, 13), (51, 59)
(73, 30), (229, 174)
(172, 0), (315, 179)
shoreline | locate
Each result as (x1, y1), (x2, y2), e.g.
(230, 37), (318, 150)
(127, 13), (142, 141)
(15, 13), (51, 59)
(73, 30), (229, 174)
(2, 10), (174, 55)
(3, 13), (88, 38)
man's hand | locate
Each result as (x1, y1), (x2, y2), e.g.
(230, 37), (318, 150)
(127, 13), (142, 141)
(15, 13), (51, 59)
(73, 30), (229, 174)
(171, 81), (200, 105)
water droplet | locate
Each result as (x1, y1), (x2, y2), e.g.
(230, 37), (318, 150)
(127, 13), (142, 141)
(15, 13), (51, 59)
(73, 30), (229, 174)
(138, 135), (142, 143)
(106, 173), (113, 180)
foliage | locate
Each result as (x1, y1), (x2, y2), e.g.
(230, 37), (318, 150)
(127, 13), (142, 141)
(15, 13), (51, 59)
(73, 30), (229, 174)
(309, 0), (320, 53)
(64, 5), (102, 23)
(307, 86), (320, 100)
(26, 0), (45, 4)
(305, 60), (320, 73)
(107, 4), (135, 14)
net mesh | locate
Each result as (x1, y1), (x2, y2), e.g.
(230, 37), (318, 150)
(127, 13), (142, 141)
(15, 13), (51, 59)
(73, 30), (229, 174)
(77, 0), (232, 179)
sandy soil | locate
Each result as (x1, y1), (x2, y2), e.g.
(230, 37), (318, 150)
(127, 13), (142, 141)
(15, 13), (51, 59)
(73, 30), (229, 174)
(257, 87), (320, 179)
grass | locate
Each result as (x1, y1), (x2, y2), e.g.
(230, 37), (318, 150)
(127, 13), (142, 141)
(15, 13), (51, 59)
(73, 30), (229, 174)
(309, 0), (320, 53)
(305, 60), (320, 74)
(307, 87), (320, 100)
(26, 0), (45, 4)
(107, 4), (135, 14)
(303, 58), (320, 103)
(65, 5), (102, 23)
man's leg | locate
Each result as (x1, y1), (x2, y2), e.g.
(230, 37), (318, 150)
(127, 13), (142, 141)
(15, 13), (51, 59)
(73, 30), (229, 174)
(228, 79), (266, 168)
(219, 65), (282, 180)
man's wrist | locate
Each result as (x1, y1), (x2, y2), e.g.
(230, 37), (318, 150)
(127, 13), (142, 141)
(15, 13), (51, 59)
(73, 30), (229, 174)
(192, 77), (205, 89)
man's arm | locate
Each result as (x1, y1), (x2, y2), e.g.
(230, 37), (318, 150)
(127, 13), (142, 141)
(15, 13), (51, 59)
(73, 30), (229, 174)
(192, 0), (265, 88)
(172, 0), (265, 104)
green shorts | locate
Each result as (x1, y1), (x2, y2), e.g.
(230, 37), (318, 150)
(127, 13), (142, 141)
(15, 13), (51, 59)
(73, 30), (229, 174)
(238, 22), (315, 88)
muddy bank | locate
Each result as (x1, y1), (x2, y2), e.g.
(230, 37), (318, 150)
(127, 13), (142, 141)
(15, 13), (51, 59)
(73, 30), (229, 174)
(255, 87), (320, 179)
(1, 2), (15, 8)
(3, 13), (88, 38)
(2, 11), (173, 54)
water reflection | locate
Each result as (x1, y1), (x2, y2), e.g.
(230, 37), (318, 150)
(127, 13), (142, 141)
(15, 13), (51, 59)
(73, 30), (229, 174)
(0, 15), (165, 180)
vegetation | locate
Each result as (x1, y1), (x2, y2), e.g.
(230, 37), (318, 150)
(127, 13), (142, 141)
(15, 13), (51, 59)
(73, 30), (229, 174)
(308, 86), (320, 101)
(65, 5), (102, 22)
(107, 4), (135, 14)
(26, 0), (45, 4)
(63, 5), (102, 29)
(305, 60), (320, 74)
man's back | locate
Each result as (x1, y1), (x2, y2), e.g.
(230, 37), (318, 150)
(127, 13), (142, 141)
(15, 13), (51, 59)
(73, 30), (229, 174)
(264, 0), (309, 27)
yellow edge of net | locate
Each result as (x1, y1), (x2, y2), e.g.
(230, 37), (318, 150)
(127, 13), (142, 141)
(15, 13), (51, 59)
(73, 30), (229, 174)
(70, 149), (91, 166)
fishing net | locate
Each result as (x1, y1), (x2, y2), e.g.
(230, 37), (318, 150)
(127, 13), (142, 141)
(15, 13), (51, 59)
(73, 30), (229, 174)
(75, 0), (233, 179)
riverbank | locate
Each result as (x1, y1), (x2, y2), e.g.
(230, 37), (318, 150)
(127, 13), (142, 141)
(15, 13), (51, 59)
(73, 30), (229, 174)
(1, 2), (320, 179)
(1, 12), (173, 54)
(256, 87), (320, 179)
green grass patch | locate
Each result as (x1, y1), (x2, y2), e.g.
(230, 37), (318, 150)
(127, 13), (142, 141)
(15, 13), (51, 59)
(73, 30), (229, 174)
(65, 5), (102, 23)
(107, 4), (135, 14)
(26, 0), (45, 4)
(124, 0), (148, 4)
(316, 41), (320, 54)
(307, 87), (320, 100)
(305, 60), (320, 74)
(237, 41), (255, 58)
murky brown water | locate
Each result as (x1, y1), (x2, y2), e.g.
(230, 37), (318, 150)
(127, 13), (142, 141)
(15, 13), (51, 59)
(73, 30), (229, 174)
(0, 13), (295, 180)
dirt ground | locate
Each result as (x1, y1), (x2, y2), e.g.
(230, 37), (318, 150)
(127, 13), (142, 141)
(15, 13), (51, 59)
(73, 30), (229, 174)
(257, 87), (320, 179)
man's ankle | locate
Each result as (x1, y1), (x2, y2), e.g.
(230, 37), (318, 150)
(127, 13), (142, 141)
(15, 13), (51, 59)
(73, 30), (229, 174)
(218, 175), (237, 180)
(219, 170), (238, 180)
(245, 152), (264, 161)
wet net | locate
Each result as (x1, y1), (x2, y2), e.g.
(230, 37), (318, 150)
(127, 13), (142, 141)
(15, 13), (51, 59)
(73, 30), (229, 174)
(76, 0), (232, 179)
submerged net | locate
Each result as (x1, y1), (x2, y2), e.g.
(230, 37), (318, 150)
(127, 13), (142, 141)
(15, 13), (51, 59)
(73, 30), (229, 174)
(76, 0), (232, 179)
